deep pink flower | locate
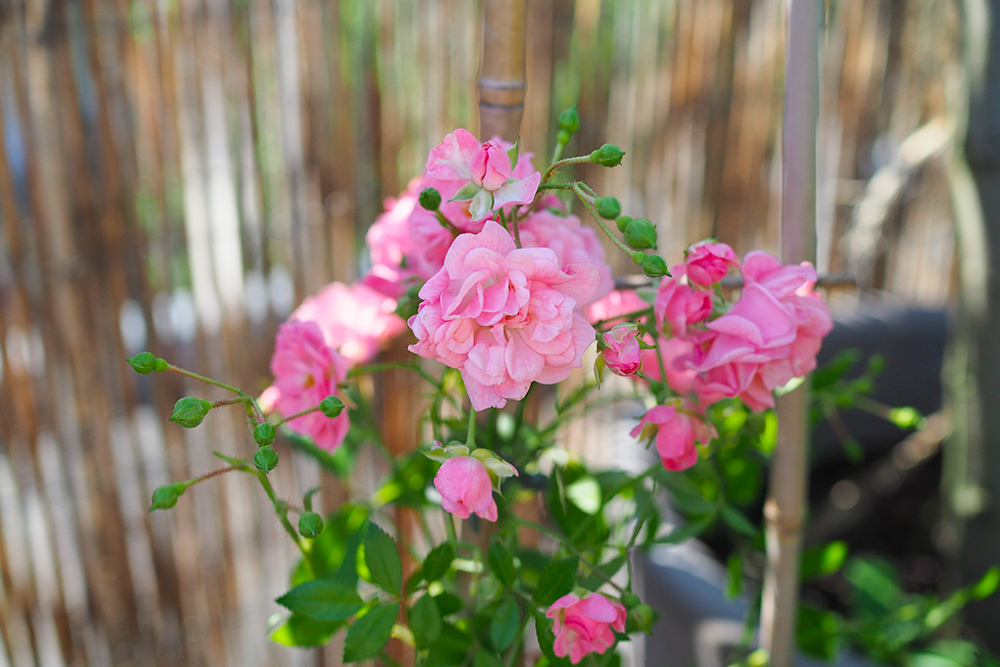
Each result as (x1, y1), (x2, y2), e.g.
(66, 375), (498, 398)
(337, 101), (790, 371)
(519, 210), (614, 307)
(641, 336), (698, 395)
(408, 221), (599, 411)
(630, 403), (715, 471)
(684, 241), (740, 287)
(265, 321), (349, 451)
(434, 456), (497, 521)
(546, 593), (627, 664)
(653, 273), (713, 337)
(603, 324), (642, 376)
(426, 129), (541, 221)
(290, 280), (406, 367)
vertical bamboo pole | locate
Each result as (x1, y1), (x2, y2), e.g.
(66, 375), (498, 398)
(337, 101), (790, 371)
(759, 2), (820, 666)
(479, 0), (527, 141)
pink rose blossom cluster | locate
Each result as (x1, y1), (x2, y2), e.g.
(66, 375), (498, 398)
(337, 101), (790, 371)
(408, 221), (600, 411)
(546, 593), (627, 664)
(630, 403), (716, 471)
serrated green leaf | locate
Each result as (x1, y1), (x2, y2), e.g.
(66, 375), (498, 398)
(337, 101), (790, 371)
(434, 592), (463, 617)
(535, 556), (578, 606)
(422, 542), (455, 583)
(491, 596), (520, 651)
(270, 614), (344, 647)
(364, 523), (402, 596)
(488, 541), (516, 588)
(473, 649), (506, 667)
(409, 594), (442, 647)
(343, 602), (399, 663)
(276, 580), (363, 622)
(721, 506), (758, 537)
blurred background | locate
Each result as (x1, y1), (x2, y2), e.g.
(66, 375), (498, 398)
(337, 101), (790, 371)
(0, 0), (978, 665)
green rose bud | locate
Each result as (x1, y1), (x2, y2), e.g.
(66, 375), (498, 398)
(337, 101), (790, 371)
(419, 187), (442, 211)
(556, 129), (572, 146)
(149, 482), (187, 512)
(594, 196), (621, 220)
(631, 251), (648, 266)
(319, 395), (345, 418)
(623, 218), (657, 249)
(298, 511), (324, 538)
(589, 144), (625, 167)
(253, 446), (279, 473)
(557, 105), (580, 134)
(626, 603), (657, 633)
(253, 422), (276, 447)
(616, 215), (633, 233)
(641, 254), (670, 278)
(126, 352), (168, 375)
(169, 397), (212, 428)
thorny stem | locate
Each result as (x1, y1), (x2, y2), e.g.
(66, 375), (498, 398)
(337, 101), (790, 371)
(542, 155), (592, 184)
(187, 465), (240, 487)
(572, 183), (636, 260)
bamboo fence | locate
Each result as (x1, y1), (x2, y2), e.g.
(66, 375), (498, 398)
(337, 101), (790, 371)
(0, 1), (962, 665)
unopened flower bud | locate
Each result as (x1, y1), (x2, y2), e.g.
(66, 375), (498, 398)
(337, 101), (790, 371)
(631, 251), (648, 266)
(626, 603), (656, 633)
(624, 218), (657, 249)
(253, 422), (276, 447)
(556, 129), (572, 146)
(419, 187), (442, 211)
(557, 105), (580, 134)
(616, 215), (633, 233)
(594, 197), (621, 220)
(127, 352), (168, 375)
(149, 482), (187, 512)
(169, 397), (212, 428)
(589, 144), (625, 167)
(298, 511), (324, 538)
(253, 446), (279, 473)
(641, 255), (670, 278)
(319, 395), (345, 418)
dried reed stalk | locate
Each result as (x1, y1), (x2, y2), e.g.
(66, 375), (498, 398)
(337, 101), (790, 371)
(759, 1), (820, 666)
(479, 0), (527, 141)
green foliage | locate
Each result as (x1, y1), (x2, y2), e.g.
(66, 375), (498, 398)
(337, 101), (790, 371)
(276, 580), (363, 622)
(488, 540), (517, 588)
(422, 542), (456, 583)
(490, 596), (520, 650)
(409, 594), (442, 647)
(534, 556), (579, 606)
(343, 602), (398, 663)
(363, 523), (403, 596)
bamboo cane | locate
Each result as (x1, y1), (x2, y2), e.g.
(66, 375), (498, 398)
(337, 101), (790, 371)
(759, 2), (821, 666)
(479, 0), (527, 141)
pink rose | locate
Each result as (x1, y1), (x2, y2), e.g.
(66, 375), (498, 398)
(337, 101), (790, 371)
(546, 593), (627, 664)
(641, 336), (698, 395)
(434, 455), (497, 522)
(519, 210), (615, 307)
(408, 221), (599, 411)
(290, 280), (406, 367)
(653, 274), (712, 337)
(583, 289), (648, 326)
(426, 129), (541, 221)
(630, 403), (715, 471)
(602, 324), (641, 376)
(265, 321), (350, 451)
(684, 241), (740, 287)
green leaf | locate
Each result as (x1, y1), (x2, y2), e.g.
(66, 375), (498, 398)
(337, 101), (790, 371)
(490, 596), (520, 651)
(970, 566), (1000, 600)
(434, 592), (463, 617)
(845, 556), (903, 617)
(343, 602), (399, 663)
(800, 541), (848, 580)
(488, 541), (517, 588)
(276, 580), (363, 622)
(797, 605), (839, 661)
(423, 542), (455, 583)
(409, 594), (442, 647)
(473, 649), (506, 667)
(654, 517), (714, 545)
(364, 523), (403, 596)
(426, 623), (475, 666)
(662, 474), (716, 517)
(725, 554), (743, 599)
(270, 614), (344, 647)
(580, 555), (628, 591)
(721, 505), (758, 537)
(535, 556), (578, 606)
(565, 476), (602, 515)
(449, 181), (480, 202)
(534, 611), (574, 667)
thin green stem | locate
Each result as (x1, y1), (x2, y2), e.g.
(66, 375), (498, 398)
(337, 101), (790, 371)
(211, 396), (252, 408)
(256, 470), (305, 552)
(435, 210), (461, 236)
(537, 181), (574, 191)
(593, 307), (654, 330)
(446, 512), (459, 545)
(542, 155), (592, 184)
(186, 465), (240, 487)
(551, 138), (566, 166)
(167, 364), (242, 395)
(512, 518), (626, 594)
(466, 407), (477, 448)
(572, 183), (636, 260)
(276, 405), (321, 426)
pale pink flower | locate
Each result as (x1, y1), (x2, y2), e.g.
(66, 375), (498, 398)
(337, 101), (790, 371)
(684, 241), (740, 287)
(583, 289), (648, 326)
(426, 129), (541, 221)
(519, 210), (614, 306)
(291, 280), (406, 367)
(434, 456), (497, 522)
(408, 221), (599, 411)
(630, 403), (715, 471)
(266, 321), (349, 451)
(546, 593), (627, 664)
(602, 324), (642, 376)
(653, 273), (713, 337)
